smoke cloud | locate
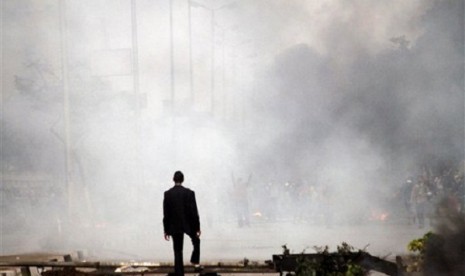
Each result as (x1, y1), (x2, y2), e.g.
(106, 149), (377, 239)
(1, 0), (463, 265)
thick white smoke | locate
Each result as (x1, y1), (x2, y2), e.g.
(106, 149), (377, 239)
(1, 0), (463, 265)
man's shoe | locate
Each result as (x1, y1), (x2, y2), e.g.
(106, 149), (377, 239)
(193, 264), (204, 272)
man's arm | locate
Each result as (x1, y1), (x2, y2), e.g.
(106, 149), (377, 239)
(190, 191), (201, 236)
(163, 192), (170, 240)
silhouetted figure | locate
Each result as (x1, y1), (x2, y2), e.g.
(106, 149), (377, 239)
(163, 171), (202, 276)
(264, 181), (278, 221)
(410, 178), (430, 228)
(320, 183), (334, 228)
(402, 177), (415, 224)
(232, 172), (252, 227)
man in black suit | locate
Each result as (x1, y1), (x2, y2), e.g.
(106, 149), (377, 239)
(163, 171), (201, 276)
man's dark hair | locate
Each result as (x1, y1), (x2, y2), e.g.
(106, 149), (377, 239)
(173, 171), (184, 183)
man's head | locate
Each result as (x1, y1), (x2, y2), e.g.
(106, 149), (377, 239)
(173, 171), (184, 184)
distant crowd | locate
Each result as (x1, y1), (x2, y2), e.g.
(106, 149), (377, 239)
(230, 172), (335, 227)
(400, 160), (464, 228)
(228, 160), (464, 228)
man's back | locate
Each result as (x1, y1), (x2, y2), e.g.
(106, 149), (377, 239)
(163, 185), (200, 236)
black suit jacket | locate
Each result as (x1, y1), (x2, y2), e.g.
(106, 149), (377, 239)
(163, 185), (200, 236)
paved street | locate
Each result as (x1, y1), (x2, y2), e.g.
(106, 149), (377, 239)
(0, 220), (434, 275)
(57, 220), (431, 263)
(2, 221), (430, 263)
(177, 221), (428, 262)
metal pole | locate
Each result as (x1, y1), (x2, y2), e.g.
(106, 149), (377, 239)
(131, 0), (140, 111)
(0, 0), (4, 255)
(190, 2), (234, 115)
(232, 48), (237, 120)
(169, 0), (177, 167)
(130, 0), (145, 241)
(59, 0), (72, 220)
(188, 0), (194, 107)
(222, 29), (226, 119)
(169, 0), (175, 113)
(131, 0), (145, 186)
(210, 9), (215, 115)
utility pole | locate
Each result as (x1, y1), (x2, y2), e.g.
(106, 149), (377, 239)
(190, 1), (235, 116)
(59, 0), (72, 220)
(131, 0), (140, 111)
(188, 0), (194, 107)
(169, 0), (175, 113)
(221, 29), (226, 119)
(131, 0), (143, 181)
(0, 0), (4, 255)
(210, 9), (215, 115)
(130, 0), (146, 240)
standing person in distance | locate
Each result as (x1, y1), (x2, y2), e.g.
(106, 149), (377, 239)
(163, 171), (202, 276)
(410, 177), (430, 229)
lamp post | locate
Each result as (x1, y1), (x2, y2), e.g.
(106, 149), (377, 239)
(187, 0), (194, 106)
(215, 24), (238, 119)
(0, 0), (4, 255)
(189, 1), (236, 116)
(59, 0), (72, 220)
(131, 0), (140, 112)
(170, 0), (175, 113)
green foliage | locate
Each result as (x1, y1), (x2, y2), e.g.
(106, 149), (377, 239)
(293, 242), (368, 276)
(405, 231), (434, 273)
(407, 231), (433, 254)
(346, 263), (364, 276)
(336, 243), (355, 255)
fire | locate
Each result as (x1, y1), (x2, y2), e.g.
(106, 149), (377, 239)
(253, 212), (263, 217)
(369, 210), (389, 221)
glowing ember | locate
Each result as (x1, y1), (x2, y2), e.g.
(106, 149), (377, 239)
(369, 210), (389, 221)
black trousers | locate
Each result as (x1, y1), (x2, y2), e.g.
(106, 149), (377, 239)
(171, 232), (201, 276)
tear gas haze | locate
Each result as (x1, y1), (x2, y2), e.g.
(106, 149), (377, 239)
(1, 0), (463, 265)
